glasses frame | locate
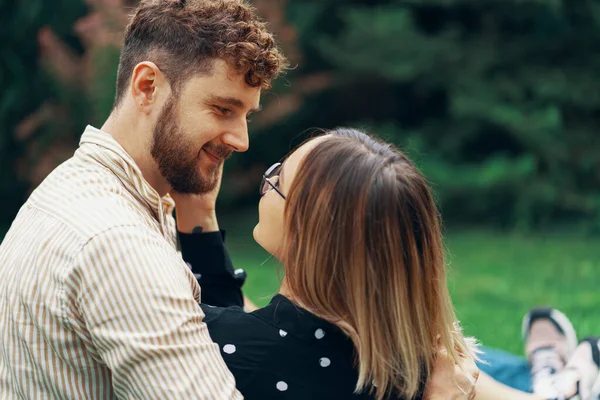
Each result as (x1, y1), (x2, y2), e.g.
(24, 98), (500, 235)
(260, 162), (286, 200)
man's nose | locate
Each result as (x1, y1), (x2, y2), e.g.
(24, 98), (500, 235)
(222, 120), (249, 152)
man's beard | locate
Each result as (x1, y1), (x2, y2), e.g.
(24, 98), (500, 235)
(150, 97), (230, 194)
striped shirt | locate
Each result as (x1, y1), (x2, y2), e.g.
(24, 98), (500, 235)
(0, 126), (242, 399)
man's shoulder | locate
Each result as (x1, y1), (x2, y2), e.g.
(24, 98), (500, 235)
(27, 158), (146, 240)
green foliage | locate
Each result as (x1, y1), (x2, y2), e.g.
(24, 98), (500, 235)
(2, 0), (600, 231)
(0, 0), (88, 225)
(89, 47), (121, 122)
(276, 0), (600, 231)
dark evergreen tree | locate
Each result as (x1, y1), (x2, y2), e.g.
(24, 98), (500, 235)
(270, 0), (600, 230)
(2, 0), (599, 231)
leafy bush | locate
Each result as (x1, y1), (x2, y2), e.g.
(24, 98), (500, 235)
(274, 0), (600, 231)
(2, 0), (599, 231)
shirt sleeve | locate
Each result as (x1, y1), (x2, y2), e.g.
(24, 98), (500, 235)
(66, 224), (242, 400)
(179, 230), (245, 308)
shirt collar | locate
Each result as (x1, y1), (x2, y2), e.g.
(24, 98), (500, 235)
(78, 125), (175, 217)
(254, 294), (352, 349)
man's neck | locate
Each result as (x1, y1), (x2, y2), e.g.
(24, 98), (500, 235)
(101, 111), (171, 197)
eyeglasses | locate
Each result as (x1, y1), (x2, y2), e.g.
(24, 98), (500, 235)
(260, 162), (286, 200)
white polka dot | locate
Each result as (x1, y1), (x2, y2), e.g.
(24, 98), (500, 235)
(223, 344), (236, 354)
(276, 381), (288, 391)
(315, 328), (325, 339)
(234, 268), (245, 275)
(319, 357), (331, 367)
(279, 329), (288, 337)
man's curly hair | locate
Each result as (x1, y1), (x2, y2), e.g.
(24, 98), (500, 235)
(113, 0), (288, 107)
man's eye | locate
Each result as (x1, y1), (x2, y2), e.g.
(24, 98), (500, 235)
(215, 106), (231, 115)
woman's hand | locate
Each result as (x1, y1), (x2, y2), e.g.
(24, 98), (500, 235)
(424, 347), (479, 400)
(170, 164), (224, 233)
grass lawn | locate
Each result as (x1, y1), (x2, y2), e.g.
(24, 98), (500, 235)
(222, 211), (600, 356)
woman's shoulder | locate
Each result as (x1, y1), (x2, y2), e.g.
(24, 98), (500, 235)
(200, 303), (274, 339)
(200, 300), (297, 348)
(200, 302), (292, 362)
(200, 298), (379, 399)
(200, 302), (295, 392)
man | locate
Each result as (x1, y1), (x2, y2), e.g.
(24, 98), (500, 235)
(0, 0), (284, 398)
(0, 0), (477, 398)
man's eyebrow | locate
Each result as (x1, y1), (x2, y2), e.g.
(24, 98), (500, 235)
(208, 95), (262, 113)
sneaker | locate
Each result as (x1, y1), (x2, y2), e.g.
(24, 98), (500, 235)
(551, 337), (600, 400)
(522, 308), (578, 398)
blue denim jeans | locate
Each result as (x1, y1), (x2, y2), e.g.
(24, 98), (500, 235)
(478, 346), (532, 393)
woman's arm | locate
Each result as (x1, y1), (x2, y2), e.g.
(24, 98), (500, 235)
(179, 230), (245, 308)
(475, 372), (543, 400)
(170, 162), (246, 308)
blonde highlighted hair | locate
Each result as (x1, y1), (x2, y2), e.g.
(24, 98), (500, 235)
(281, 128), (477, 399)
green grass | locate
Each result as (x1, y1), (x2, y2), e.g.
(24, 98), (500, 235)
(223, 212), (600, 356)
(446, 231), (600, 355)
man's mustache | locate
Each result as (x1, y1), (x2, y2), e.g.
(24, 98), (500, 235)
(203, 143), (232, 161)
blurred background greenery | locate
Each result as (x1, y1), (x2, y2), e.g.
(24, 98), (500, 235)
(1, 0), (599, 354)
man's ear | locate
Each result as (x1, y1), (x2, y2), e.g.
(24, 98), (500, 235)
(130, 61), (168, 113)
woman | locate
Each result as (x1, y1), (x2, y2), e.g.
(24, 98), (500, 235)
(175, 128), (479, 399)
(177, 128), (600, 400)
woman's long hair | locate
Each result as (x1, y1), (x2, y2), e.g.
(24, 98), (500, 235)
(281, 128), (476, 400)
